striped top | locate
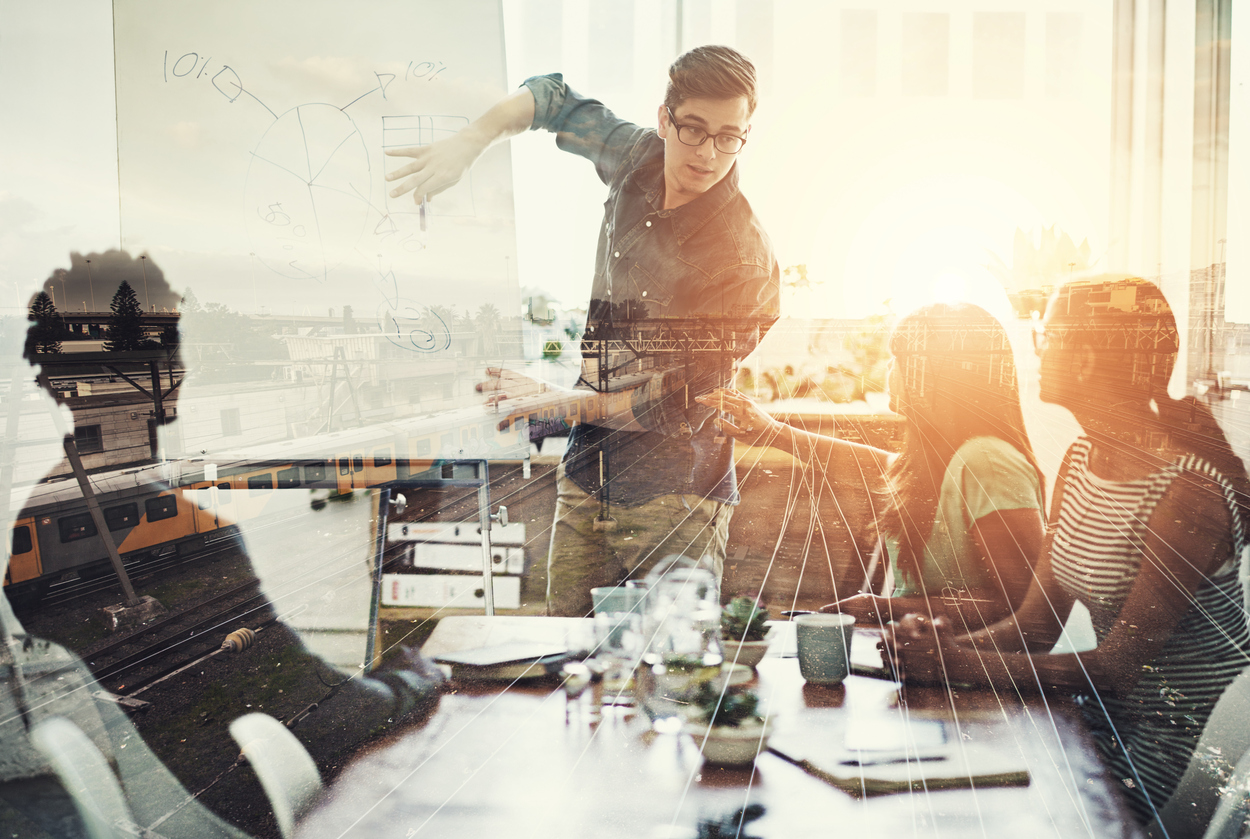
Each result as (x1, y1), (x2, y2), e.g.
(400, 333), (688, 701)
(1051, 437), (1250, 824)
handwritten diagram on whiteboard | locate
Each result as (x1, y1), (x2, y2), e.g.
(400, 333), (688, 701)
(113, 0), (519, 343)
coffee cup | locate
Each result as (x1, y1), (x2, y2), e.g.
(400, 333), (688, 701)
(795, 614), (856, 685)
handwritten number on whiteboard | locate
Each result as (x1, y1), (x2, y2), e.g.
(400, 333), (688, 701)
(259, 203), (291, 226)
(172, 52), (199, 77)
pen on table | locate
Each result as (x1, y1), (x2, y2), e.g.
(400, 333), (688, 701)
(420, 194), (427, 232)
(840, 754), (948, 767)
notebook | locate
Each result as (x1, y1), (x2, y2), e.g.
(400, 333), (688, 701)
(433, 642), (571, 681)
(767, 707), (1030, 795)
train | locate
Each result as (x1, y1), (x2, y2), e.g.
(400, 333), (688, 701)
(3, 382), (627, 602)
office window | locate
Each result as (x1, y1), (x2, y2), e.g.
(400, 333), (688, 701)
(974, 13), (1026, 99)
(589, 3), (633, 96)
(1046, 13), (1082, 98)
(74, 424), (104, 454)
(841, 10), (877, 97)
(902, 13), (949, 97)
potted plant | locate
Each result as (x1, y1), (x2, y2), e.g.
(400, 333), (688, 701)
(720, 595), (772, 668)
(686, 682), (773, 766)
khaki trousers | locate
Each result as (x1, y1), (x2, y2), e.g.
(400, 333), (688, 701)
(545, 464), (732, 617)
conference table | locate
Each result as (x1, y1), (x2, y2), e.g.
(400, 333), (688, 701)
(296, 616), (1143, 838)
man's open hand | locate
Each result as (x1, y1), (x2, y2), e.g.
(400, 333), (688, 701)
(385, 132), (483, 203)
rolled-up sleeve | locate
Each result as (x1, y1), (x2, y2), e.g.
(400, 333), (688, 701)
(523, 73), (650, 185)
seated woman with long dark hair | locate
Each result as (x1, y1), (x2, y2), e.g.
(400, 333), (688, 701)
(886, 277), (1250, 828)
(700, 302), (1046, 630)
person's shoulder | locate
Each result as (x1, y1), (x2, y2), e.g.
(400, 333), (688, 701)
(951, 436), (1039, 486)
(955, 435), (1028, 464)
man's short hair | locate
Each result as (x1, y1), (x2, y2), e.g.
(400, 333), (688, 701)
(663, 46), (757, 116)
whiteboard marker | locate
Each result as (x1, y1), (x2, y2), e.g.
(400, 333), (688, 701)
(420, 195), (427, 231)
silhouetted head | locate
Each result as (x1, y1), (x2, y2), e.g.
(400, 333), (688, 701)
(887, 302), (1021, 434)
(1036, 276), (1176, 409)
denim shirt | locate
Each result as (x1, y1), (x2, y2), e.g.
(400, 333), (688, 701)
(524, 74), (780, 506)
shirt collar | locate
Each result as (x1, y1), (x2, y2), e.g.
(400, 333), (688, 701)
(629, 159), (741, 246)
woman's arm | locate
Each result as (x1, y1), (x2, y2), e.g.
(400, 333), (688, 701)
(695, 387), (894, 479)
(826, 508), (1042, 630)
(891, 472), (1233, 697)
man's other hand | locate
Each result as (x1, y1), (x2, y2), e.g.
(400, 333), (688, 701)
(477, 366), (546, 406)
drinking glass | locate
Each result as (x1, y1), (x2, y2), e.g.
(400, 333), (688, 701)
(593, 611), (642, 702)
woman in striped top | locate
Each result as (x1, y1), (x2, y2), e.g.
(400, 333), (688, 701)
(888, 277), (1250, 828)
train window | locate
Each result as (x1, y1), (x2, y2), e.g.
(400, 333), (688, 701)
(197, 488), (213, 510)
(59, 513), (97, 543)
(373, 449), (392, 468)
(248, 474), (274, 495)
(528, 413), (537, 426)
(440, 433), (452, 449)
(416, 438), (432, 456)
(277, 466), (301, 489)
(145, 495), (179, 522)
(11, 526), (31, 555)
(339, 458), (351, 476)
(499, 417), (510, 432)
(353, 456), (364, 472)
(304, 462), (326, 483)
(217, 483), (231, 502)
(104, 503), (139, 531)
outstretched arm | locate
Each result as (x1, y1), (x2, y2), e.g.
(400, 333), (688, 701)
(696, 387), (894, 479)
(385, 86), (536, 203)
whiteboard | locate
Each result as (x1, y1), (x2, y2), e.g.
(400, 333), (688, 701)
(113, 0), (526, 458)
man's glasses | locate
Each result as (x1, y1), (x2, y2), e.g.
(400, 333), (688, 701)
(665, 107), (748, 154)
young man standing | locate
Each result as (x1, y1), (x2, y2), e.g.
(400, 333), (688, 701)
(387, 46), (779, 616)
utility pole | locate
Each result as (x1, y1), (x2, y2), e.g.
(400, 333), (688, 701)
(140, 254), (151, 312)
(85, 258), (96, 311)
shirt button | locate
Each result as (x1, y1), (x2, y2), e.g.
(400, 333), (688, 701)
(614, 251), (620, 258)
(645, 221), (652, 227)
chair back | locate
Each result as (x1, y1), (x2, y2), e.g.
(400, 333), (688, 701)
(29, 716), (136, 839)
(229, 713), (323, 839)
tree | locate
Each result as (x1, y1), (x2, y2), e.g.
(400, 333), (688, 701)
(104, 280), (146, 351)
(25, 291), (63, 355)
